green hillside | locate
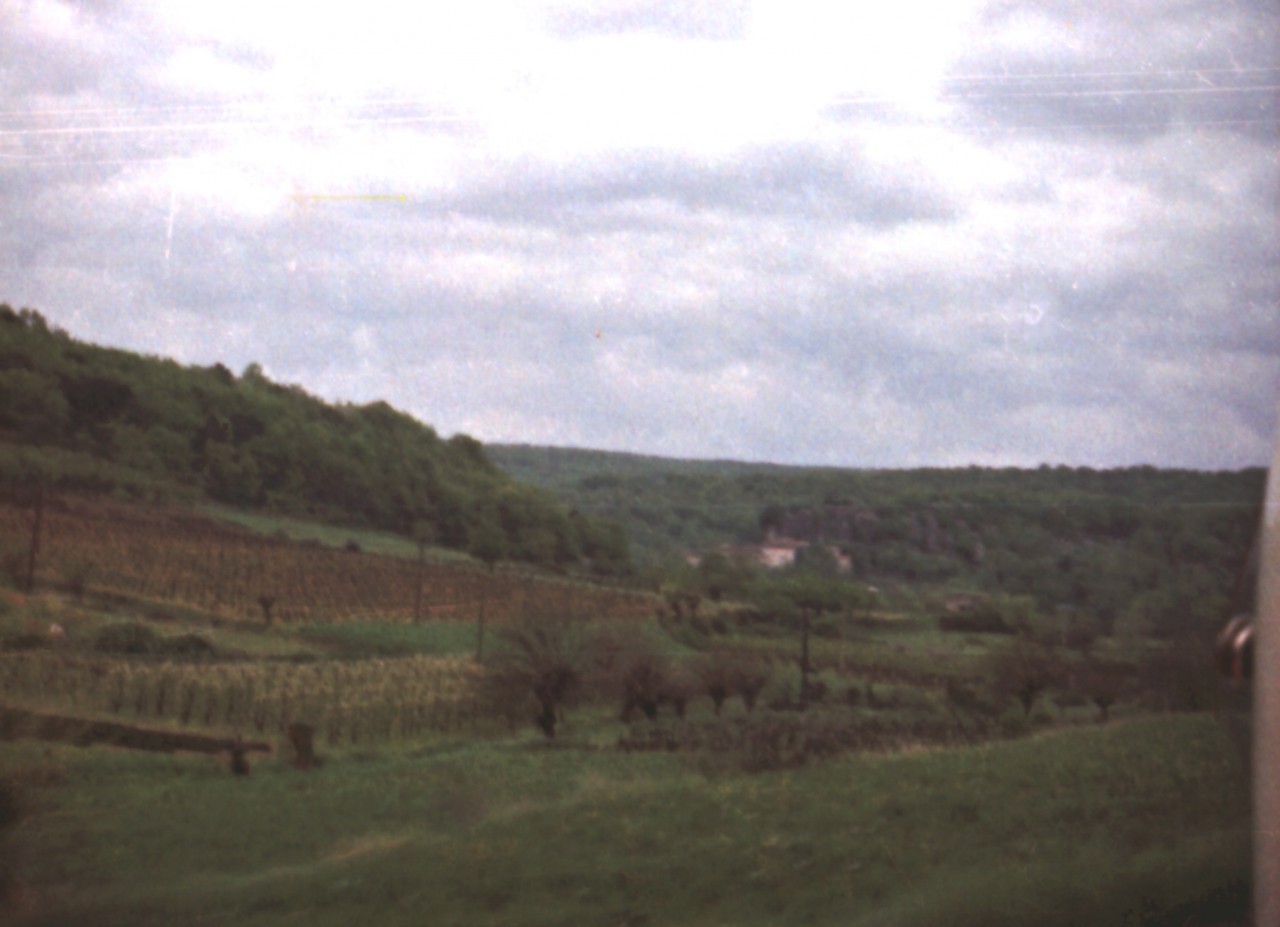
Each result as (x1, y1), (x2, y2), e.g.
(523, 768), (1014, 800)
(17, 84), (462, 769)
(488, 443), (849, 557)
(0, 306), (629, 574)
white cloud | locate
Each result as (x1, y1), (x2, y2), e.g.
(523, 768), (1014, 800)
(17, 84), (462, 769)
(1, 0), (1275, 468)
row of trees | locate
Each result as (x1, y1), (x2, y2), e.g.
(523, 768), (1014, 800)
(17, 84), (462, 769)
(484, 620), (775, 738)
(483, 613), (1188, 746)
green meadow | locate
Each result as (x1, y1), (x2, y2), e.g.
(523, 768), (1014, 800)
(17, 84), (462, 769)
(2, 713), (1250, 927)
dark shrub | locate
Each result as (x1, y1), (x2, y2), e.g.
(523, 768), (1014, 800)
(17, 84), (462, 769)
(1064, 626), (1099, 653)
(160, 633), (216, 658)
(800, 679), (828, 704)
(619, 713), (970, 773)
(1053, 689), (1090, 709)
(0, 632), (49, 652)
(93, 622), (159, 655)
(812, 617), (843, 640)
(938, 608), (1013, 634)
(0, 777), (20, 903)
(0, 778), (19, 830)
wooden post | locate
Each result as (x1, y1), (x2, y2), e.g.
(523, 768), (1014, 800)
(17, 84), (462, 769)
(286, 722), (319, 769)
(229, 737), (251, 776)
(413, 541), (425, 624)
(24, 482), (44, 593)
(799, 607), (812, 705)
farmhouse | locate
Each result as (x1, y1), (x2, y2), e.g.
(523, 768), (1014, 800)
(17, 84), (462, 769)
(688, 536), (843, 571)
(758, 537), (809, 568)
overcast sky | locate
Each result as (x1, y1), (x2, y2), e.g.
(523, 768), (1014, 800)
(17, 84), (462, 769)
(2, 0), (1277, 469)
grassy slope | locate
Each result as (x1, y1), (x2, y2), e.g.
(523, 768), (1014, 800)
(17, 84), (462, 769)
(3, 713), (1250, 927)
(200, 505), (473, 564)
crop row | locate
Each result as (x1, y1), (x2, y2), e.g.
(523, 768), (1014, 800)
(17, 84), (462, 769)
(0, 651), (487, 745)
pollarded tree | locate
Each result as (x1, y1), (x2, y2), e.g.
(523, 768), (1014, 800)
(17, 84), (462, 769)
(485, 615), (585, 739)
(1073, 659), (1135, 722)
(693, 650), (737, 716)
(588, 624), (670, 722)
(731, 659), (771, 712)
(991, 637), (1065, 718)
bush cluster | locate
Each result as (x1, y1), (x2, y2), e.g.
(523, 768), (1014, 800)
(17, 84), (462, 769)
(92, 623), (217, 659)
(618, 713), (970, 773)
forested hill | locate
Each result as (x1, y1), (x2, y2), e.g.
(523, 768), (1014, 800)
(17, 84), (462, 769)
(488, 443), (1266, 636)
(0, 306), (630, 573)
(489, 445), (1266, 558)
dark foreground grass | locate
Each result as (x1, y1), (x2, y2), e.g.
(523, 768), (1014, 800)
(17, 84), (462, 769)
(1, 713), (1250, 927)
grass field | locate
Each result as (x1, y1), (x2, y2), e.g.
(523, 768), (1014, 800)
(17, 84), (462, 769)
(1, 714), (1250, 926)
(200, 505), (472, 564)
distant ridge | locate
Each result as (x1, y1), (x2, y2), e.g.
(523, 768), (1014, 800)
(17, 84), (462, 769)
(487, 441), (1265, 587)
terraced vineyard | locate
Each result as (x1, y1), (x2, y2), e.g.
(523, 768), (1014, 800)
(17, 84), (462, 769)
(0, 494), (655, 626)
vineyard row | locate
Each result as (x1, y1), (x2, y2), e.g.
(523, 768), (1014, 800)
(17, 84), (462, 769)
(0, 498), (655, 625)
(0, 651), (490, 746)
